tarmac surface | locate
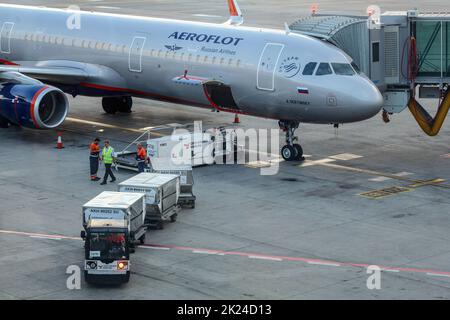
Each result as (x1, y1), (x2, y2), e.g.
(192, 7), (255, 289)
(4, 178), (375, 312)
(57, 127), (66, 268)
(0, 0), (450, 300)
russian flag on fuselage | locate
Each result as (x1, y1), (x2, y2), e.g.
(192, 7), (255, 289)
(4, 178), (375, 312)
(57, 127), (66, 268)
(297, 87), (309, 95)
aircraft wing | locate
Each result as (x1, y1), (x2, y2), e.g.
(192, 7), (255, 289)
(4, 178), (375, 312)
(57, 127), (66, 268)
(0, 65), (88, 85)
(0, 60), (127, 87)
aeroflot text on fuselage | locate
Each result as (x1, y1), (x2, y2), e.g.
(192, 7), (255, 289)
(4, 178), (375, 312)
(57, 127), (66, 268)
(168, 32), (244, 46)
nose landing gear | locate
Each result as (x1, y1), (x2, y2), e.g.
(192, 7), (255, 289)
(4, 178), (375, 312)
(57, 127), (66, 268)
(279, 120), (305, 162)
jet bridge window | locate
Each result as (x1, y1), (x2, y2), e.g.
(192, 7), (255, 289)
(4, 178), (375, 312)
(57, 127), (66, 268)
(331, 63), (355, 76)
(315, 63), (333, 76)
(303, 62), (317, 75)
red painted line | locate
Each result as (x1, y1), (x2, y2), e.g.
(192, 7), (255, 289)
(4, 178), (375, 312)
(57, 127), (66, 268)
(2, 229), (450, 278)
(142, 243), (450, 277)
(0, 229), (81, 241)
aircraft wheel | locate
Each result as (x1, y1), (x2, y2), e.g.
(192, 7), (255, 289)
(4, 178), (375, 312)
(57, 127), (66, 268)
(281, 145), (297, 162)
(117, 96), (133, 113)
(0, 115), (10, 128)
(102, 97), (118, 114)
(293, 144), (304, 161)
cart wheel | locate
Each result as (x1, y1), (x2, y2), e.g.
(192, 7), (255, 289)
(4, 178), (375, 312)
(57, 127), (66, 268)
(170, 214), (178, 223)
(157, 221), (164, 230)
(191, 202), (196, 209)
(139, 235), (146, 245)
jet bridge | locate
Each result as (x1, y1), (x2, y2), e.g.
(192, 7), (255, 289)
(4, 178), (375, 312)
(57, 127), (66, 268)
(290, 10), (450, 136)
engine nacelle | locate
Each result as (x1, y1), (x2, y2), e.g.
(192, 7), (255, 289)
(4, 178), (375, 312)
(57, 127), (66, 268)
(0, 84), (69, 129)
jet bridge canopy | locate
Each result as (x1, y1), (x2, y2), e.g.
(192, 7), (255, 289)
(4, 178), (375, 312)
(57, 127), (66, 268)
(289, 15), (370, 75)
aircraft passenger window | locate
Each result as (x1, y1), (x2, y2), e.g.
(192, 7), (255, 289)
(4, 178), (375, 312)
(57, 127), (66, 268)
(196, 55), (201, 62)
(228, 58), (233, 65)
(303, 62), (317, 75)
(188, 54), (193, 61)
(212, 57), (217, 64)
(331, 63), (355, 76)
(204, 56), (208, 63)
(315, 63), (333, 76)
(237, 60), (241, 67)
(220, 58), (225, 65)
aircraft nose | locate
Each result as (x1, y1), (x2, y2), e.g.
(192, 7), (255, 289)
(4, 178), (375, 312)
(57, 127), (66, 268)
(343, 78), (384, 122)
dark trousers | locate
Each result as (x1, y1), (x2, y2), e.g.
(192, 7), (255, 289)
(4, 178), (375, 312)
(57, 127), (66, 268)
(138, 162), (146, 173)
(103, 164), (116, 182)
(90, 156), (99, 178)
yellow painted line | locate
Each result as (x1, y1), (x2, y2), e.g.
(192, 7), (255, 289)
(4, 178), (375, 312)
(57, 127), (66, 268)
(409, 179), (446, 188)
(316, 162), (449, 189)
(65, 117), (164, 136)
(360, 186), (412, 199)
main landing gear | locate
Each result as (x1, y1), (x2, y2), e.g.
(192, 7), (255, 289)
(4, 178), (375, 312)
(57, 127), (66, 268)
(0, 115), (10, 128)
(279, 120), (304, 162)
(102, 96), (133, 114)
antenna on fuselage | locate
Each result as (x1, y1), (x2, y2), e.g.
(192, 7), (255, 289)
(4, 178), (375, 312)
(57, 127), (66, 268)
(225, 0), (244, 26)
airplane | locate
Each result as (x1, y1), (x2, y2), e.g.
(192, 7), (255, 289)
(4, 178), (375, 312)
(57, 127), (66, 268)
(0, 0), (384, 161)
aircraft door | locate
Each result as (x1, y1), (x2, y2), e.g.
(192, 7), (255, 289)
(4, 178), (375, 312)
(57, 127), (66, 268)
(129, 36), (146, 72)
(257, 43), (284, 91)
(0, 22), (14, 54)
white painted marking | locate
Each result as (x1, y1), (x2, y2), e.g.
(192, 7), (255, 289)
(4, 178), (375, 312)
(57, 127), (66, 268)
(249, 255), (283, 262)
(193, 250), (219, 255)
(246, 161), (271, 168)
(30, 236), (62, 241)
(329, 153), (364, 161)
(95, 6), (121, 10)
(381, 269), (400, 273)
(394, 172), (413, 177)
(300, 158), (336, 167)
(307, 261), (341, 267)
(369, 176), (392, 182)
(427, 273), (450, 278)
(139, 246), (170, 251)
(193, 14), (223, 18)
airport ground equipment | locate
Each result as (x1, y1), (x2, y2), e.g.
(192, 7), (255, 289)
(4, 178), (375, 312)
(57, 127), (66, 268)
(147, 129), (238, 167)
(115, 126), (240, 171)
(149, 158), (196, 209)
(81, 191), (147, 284)
(118, 173), (180, 230)
(290, 10), (450, 135)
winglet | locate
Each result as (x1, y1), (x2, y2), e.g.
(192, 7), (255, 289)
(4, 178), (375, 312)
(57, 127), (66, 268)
(225, 0), (244, 26)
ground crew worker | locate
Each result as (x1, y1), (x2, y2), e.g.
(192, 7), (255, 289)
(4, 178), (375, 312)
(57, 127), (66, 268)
(89, 138), (101, 181)
(136, 143), (147, 173)
(100, 140), (116, 185)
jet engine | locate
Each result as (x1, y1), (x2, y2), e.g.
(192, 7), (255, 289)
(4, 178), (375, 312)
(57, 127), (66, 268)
(0, 84), (69, 129)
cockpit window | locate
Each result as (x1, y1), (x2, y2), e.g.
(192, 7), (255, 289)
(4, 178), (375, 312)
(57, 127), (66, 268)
(302, 62), (317, 75)
(351, 62), (362, 74)
(315, 63), (333, 76)
(331, 63), (355, 76)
